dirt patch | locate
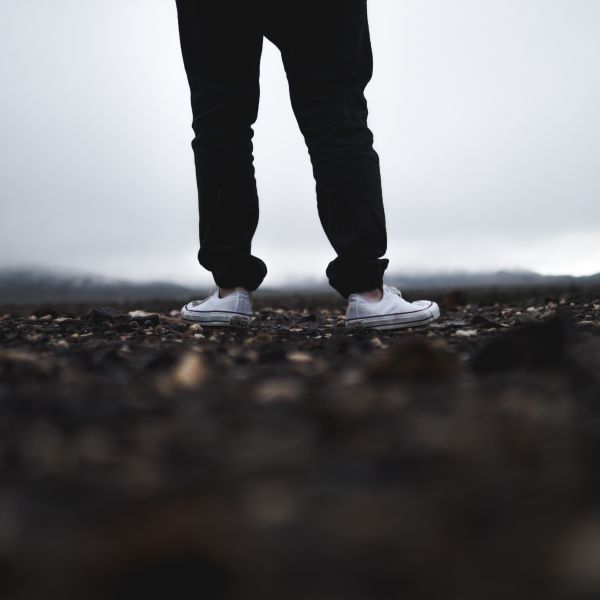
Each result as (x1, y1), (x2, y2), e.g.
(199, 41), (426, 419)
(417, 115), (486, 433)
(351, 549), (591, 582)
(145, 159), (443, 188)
(1, 292), (600, 599)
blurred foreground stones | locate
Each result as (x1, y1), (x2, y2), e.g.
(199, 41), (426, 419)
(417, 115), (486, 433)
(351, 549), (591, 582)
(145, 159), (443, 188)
(1, 293), (600, 599)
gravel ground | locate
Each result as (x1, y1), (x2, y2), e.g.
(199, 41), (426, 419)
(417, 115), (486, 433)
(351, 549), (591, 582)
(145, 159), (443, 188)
(1, 289), (600, 600)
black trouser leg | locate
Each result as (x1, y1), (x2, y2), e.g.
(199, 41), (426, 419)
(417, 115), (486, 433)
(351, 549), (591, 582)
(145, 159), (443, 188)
(264, 0), (389, 299)
(175, 2), (267, 291)
(175, 0), (389, 298)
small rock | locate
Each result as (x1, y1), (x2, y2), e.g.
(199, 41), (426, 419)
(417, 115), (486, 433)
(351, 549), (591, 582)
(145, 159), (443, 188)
(129, 310), (160, 327)
(171, 352), (208, 390)
(286, 351), (313, 363)
(128, 310), (157, 319)
(154, 353), (207, 396)
(370, 337), (388, 349)
(254, 378), (303, 404)
(447, 320), (467, 328)
(453, 329), (478, 338)
(32, 307), (58, 318)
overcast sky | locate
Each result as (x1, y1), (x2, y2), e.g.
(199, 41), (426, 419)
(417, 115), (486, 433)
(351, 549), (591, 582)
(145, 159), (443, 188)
(1, 0), (599, 287)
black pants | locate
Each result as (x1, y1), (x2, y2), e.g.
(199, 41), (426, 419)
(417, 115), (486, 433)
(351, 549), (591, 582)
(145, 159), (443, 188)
(175, 0), (389, 298)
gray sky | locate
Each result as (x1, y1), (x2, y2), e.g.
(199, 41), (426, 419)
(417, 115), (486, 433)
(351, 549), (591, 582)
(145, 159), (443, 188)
(1, 0), (599, 287)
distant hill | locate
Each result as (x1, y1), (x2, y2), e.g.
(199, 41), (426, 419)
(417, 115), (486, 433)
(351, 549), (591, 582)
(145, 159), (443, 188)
(0, 267), (599, 304)
(384, 270), (600, 290)
(0, 268), (196, 304)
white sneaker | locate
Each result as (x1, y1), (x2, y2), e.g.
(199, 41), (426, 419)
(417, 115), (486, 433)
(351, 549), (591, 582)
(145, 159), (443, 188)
(180, 287), (254, 327)
(345, 284), (440, 331)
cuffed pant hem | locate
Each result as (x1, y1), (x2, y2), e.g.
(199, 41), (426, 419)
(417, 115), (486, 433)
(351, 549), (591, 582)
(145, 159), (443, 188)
(203, 254), (268, 292)
(326, 257), (389, 299)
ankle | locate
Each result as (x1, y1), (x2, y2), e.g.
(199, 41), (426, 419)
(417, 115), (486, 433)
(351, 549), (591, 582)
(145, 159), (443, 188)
(219, 286), (248, 298)
(355, 287), (383, 302)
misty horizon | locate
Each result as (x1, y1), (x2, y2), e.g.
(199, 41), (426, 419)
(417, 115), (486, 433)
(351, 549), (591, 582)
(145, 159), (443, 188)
(1, 0), (599, 287)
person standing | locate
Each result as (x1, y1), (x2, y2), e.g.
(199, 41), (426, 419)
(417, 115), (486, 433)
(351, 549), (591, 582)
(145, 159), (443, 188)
(176, 0), (440, 330)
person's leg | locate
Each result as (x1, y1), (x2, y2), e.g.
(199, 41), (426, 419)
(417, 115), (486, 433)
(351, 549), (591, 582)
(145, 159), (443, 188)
(175, 1), (267, 291)
(263, 0), (389, 299)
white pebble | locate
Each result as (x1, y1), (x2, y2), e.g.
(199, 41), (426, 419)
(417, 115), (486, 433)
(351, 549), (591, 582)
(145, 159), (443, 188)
(453, 329), (478, 337)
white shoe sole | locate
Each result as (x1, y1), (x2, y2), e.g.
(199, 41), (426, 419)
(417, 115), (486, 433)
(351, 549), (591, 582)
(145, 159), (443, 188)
(181, 305), (252, 328)
(346, 302), (441, 331)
